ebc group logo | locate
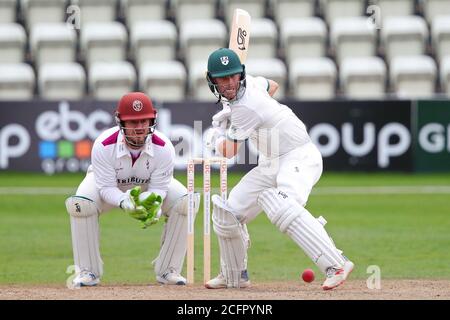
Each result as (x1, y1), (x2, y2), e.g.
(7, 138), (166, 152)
(36, 102), (112, 174)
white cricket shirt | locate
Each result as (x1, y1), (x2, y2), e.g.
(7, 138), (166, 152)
(90, 126), (175, 207)
(227, 75), (311, 158)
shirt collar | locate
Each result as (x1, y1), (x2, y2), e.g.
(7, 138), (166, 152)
(116, 130), (154, 158)
(142, 137), (154, 157)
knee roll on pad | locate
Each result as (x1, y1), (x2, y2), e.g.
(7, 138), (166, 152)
(65, 196), (99, 217)
(257, 189), (299, 233)
(163, 192), (200, 217)
(212, 216), (242, 238)
(65, 195), (102, 277)
(212, 195), (242, 238)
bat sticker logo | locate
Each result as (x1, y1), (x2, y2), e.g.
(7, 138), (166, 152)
(220, 56), (229, 65)
(237, 27), (247, 50)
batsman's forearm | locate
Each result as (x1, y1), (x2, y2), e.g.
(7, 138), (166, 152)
(218, 139), (241, 159)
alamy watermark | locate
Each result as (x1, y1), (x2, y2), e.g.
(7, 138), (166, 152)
(66, 264), (81, 289)
(366, 5), (382, 30)
(366, 265), (382, 289)
(66, 5), (81, 30)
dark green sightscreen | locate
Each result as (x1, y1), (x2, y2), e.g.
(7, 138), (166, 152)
(414, 100), (450, 172)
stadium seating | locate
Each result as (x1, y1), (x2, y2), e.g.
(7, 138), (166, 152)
(381, 16), (428, 64)
(245, 58), (287, 99)
(271, 0), (316, 24)
(0, 23), (26, 63)
(368, 0), (415, 19)
(179, 19), (227, 69)
(0, 0), (448, 101)
(340, 56), (387, 99)
(71, 0), (117, 24)
(320, 0), (364, 25)
(432, 16), (450, 64)
(89, 61), (136, 100)
(30, 23), (77, 68)
(188, 61), (215, 101)
(38, 62), (86, 100)
(330, 17), (377, 65)
(246, 18), (278, 60)
(0, 0), (17, 23)
(281, 18), (327, 66)
(21, 0), (66, 30)
(139, 60), (186, 102)
(80, 22), (127, 68)
(441, 55), (450, 95)
(0, 63), (35, 100)
(223, 0), (266, 26)
(172, 0), (217, 25)
(423, 0), (450, 24)
(121, 0), (167, 24)
(390, 55), (437, 98)
(130, 20), (177, 69)
(289, 57), (337, 100)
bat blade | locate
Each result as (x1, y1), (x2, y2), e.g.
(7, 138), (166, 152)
(228, 8), (251, 63)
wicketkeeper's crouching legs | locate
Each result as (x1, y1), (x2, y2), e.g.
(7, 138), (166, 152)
(152, 178), (200, 285)
(65, 195), (103, 287)
(257, 188), (354, 290)
(66, 173), (199, 287)
(65, 169), (109, 287)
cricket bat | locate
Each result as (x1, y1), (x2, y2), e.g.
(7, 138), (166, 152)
(228, 8), (251, 63)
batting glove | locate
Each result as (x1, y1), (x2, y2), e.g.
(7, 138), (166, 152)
(204, 126), (226, 153)
(212, 102), (231, 129)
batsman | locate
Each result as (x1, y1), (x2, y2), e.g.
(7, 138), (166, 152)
(204, 48), (354, 290)
(65, 92), (199, 287)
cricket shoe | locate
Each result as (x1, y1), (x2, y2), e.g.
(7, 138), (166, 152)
(157, 268), (187, 285)
(322, 260), (354, 290)
(72, 270), (100, 287)
(205, 270), (250, 289)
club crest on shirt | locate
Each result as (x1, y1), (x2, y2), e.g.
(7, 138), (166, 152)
(133, 100), (143, 112)
(220, 56), (229, 65)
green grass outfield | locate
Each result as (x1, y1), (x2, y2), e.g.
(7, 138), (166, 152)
(0, 171), (449, 285)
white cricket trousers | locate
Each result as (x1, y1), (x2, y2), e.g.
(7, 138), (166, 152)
(227, 142), (323, 223)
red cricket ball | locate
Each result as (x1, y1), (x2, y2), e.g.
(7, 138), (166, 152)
(302, 269), (315, 283)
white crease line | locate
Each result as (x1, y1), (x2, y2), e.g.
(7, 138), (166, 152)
(1, 186), (450, 195)
(0, 187), (75, 195)
(312, 186), (450, 195)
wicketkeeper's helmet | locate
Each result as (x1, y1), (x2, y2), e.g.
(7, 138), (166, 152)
(115, 92), (157, 147)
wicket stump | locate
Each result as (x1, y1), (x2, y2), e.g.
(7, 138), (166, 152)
(187, 157), (227, 285)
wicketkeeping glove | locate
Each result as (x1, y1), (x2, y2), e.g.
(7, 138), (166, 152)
(124, 186), (163, 229)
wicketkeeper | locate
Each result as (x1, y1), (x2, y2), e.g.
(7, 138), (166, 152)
(204, 48), (354, 290)
(65, 92), (199, 287)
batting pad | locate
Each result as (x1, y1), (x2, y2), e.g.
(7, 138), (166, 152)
(153, 193), (200, 276)
(65, 196), (103, 277)
(257, 188), (345, 274)
(212, 195), (249, 288)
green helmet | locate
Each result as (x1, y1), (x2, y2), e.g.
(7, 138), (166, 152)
(207, 48), (243, 78)
(206, 48), (246, 101)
